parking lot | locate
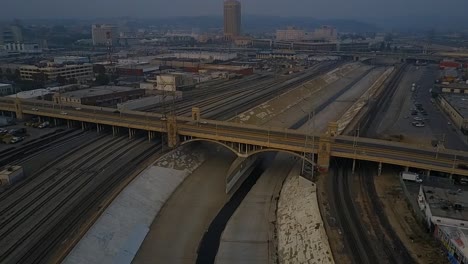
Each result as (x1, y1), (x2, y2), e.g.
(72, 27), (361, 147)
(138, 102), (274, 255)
(378, 65), (468, 150)
(0, 120), (65, 152)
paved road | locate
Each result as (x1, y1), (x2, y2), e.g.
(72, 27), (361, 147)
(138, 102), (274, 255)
(378, 65), (468, 150)
(132, 147), (235, 264)
(215, 153), (295, 264)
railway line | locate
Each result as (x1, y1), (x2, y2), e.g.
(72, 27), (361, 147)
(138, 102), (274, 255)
(327, 63), (415, 264)
(331, 162), (378, 264)
(148, 62), (338, 119)
(0, 134), (161, 263)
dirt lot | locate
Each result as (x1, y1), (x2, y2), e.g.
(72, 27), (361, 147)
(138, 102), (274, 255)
(374, 172), (447, 264)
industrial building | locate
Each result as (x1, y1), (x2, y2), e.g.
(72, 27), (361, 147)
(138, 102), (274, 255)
(92, 24), (118, 46)
(438, 94), (468, 133)
(151, 59), (253, 75)
(224, 0), (241, 39)
(19, 63), (93, 83)
(0, 83), (13, 96)
(436, 83), (468, 94)
(116, 64), (160, 77)
(418, 185), (468, 263)
(54, 56), (90, 64)
(252, 39), (369, 52)
(156, 73), (195, 91)
(256, 50), (297, 60)
(55, 86), (144, 106)
(3, 43), (41, 54)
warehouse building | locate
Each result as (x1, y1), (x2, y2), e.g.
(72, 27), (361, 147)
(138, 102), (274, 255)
(436, 83), (468, 94)
(55, 86), (144, 106)
(418, 185), (468, 263)
(0, 83), (13, 96)
(438, 94), (468, 133)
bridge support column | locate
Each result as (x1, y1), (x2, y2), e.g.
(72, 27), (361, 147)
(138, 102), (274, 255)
(426, 170), (431, 176)
(167, 116), (179, 148)
(378, 162), (382, 176)
(81, 122), (85, 131)
(318, 138), (331, 172)
(148, 131), (155, 142)
(192, 107), (201, 122)
(112, 126), (119, 137)
(67, 120), (71, 129)
(318, 122), (338, 173)
(129, 128), (135, 139)
(14, 98), (23, 120)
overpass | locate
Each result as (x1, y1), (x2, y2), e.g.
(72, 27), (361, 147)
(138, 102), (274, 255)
(2, 97), (468, 176)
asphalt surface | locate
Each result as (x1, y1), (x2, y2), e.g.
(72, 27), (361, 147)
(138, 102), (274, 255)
(376, 64), (468, 150)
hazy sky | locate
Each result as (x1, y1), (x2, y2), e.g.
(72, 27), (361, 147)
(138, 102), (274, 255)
(1, 0), (467, 19)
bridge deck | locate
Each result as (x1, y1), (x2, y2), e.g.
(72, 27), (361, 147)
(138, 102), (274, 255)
(2, 98), (468, 176)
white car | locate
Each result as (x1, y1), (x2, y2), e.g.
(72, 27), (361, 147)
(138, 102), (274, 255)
(75, 107), (82, 111)
(415, 123), (425, 127)
(31, 108), (39, 111)
(413, 117), (423, 121)
(60, 111), (68, 115)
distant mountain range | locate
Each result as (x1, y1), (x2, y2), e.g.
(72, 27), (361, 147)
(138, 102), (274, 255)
(125, 15), (380, 33)
(4, 14), (468, 34)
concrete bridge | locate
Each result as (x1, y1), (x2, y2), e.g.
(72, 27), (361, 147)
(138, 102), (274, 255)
(2, 97), (468, 178)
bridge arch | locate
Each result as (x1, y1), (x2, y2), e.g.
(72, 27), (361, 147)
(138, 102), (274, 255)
(246, 148), (315, 166)
(180, 138), (243, 157)
(180, 138), (315, 166)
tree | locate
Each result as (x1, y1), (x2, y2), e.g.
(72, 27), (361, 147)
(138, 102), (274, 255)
(95, 73), (109, 85)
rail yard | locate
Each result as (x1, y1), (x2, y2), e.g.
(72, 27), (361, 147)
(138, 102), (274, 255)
(0, 53), (466, 264)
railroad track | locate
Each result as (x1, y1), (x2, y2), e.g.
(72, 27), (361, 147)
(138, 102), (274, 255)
(358, 163), (415, 263)
(0, 128), (82, 167)
(207, 62), (342, 120)
(23, 141), (162, 264)
(149, 62), (335, 117)
(331, 161), (378, 264)
(0, 135), (159, 263)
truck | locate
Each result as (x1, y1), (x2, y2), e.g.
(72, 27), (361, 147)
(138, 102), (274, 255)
(401, 172), (423, 183)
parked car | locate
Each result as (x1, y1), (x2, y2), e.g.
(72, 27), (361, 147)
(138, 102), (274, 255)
(10, 137), (24, 144)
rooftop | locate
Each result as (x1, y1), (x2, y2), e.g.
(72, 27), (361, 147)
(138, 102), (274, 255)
(61, 86), (136, 99)
(422, 185), (468, 221)
(442, 94), (468, 119)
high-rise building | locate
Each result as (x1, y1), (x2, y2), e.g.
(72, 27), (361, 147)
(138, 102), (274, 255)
(224, 0), (241, 39)
(0, 25), (23, 44)
(92, 24), (118, 46)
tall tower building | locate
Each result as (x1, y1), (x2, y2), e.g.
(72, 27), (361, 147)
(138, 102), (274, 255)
(224, 0), (241, 39)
